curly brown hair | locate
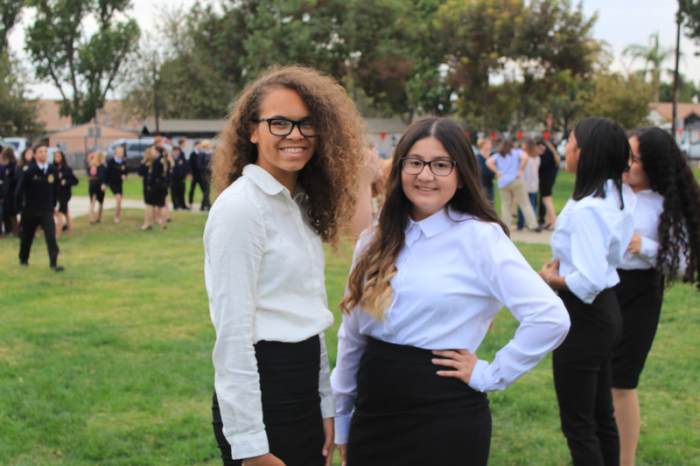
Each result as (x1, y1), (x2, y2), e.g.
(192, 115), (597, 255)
(341, 117), (507, 318)
(211, 65), (366, 243)
(633, 127), (700, 289)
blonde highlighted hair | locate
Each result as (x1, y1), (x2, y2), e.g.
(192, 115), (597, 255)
(211, 65), (366, 243)
(341, 117), (506, 319)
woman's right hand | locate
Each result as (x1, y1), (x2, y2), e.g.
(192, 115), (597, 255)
(337, 444), (347, 466)
(242, 453), (286, 466)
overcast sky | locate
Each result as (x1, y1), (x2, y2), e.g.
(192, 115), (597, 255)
(7, 0), (692, 100)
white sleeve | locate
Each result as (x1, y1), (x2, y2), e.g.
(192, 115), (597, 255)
(330, 232), (372, 444)
(204, 193), (268, 460)
(330, 308), (368, 444)
(564, 206), (612, 304)
(318, 332), (335, 418)
(469, 226), (570, 392)
(638, 235), (660, 265)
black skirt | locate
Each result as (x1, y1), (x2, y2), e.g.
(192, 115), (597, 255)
(612, 269), (664, 389)
(212, 336), (324, 466)
(347, 338), (491, 466)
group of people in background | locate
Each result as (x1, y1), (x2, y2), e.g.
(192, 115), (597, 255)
(204, 65), (700, 466)
(0, 135), (216, 270)
(475, 135), (560, 232)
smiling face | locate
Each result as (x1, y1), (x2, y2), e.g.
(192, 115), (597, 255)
(401, 136), (459, 221)
(250, 87), (316, 190)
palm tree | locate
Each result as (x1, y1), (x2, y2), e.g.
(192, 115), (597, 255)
(623, 32), (675, 102)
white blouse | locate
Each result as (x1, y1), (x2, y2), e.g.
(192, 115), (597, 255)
(551, 179), (636, 303)
(619, 189), (664, 270)
(204, 164), (334, 460)
(331, 208), (570, 444)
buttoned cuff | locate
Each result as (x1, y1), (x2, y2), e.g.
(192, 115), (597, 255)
(321, 393), (335, 419)
(564, 272), (598, 304)
(334, 413), (353, 445)
(468, 359), (490, 392)
(229, 431), (269, 460)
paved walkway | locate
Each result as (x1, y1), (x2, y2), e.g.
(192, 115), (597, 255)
(68, 196), (552, 245)
(70, 196), (145, 218)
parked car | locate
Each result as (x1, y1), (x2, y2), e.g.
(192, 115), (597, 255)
(106, 138), (156, 172)
(679, 131), (700, 160)
(2, 137), (28, 155)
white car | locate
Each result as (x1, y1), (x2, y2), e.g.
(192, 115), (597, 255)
(2, 137), (28, 155)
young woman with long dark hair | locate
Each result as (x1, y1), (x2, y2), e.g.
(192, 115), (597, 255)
(539, 117), (636, 466)
(332, 117), (570, 466)
(53, 150), (78, 238)
(612, 127), (700, 466)
(204, 65), (367, 466)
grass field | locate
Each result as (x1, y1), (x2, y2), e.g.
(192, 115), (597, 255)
(1, 172), (699, 465)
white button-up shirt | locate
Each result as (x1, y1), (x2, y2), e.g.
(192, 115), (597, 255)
(331, 207), (570, 444)
(620, 189), (664, 270)
(551, 180), (636, 303)
(204, 164), (334, 460)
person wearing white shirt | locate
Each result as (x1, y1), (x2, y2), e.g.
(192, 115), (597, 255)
(516, 139), (541, 230)
(486, 139), (540, 231)
(332, 117), (570, 466)
(204, 66), (368, 466)
(539, 117), (635, 466)
(612, 127), (700, 466)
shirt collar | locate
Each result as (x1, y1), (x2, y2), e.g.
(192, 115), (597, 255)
(243, 164), (288, 196)
(405, 207), (463, 246)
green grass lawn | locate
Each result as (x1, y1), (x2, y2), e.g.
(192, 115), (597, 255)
(1, 172), (699, 465)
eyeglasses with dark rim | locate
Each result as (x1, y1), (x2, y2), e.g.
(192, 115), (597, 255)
(254, 117), (318, 138)
(400, 157), (456, 176)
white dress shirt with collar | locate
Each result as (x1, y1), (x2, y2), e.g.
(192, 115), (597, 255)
(204, 164), (335, 460)
(331, 207), (570, 444)
(619, 188), (664, 270)
(551, 179), (636, 303)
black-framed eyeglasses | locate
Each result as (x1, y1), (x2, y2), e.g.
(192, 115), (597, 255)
(254, 117), (318, 137)
(400, 157), (456, 176)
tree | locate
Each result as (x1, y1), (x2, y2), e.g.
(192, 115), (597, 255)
(1, 0), (24, 53)
(623, 32), (674, 102)
(24, 0), (139, 124)
(584, 73), (652, 130)
(0, 52), (44, 136)
(659, 73), (699, 102)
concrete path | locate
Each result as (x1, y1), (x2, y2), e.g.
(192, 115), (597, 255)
(70, 196), (145, 219)
(510, 228), (552, 245)
(67, 196), (552, 245)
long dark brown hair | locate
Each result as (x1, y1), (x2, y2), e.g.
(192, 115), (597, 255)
(341, 117), (506, 318)
(633, 127), (700, 289)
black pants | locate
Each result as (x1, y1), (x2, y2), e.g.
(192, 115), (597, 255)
(212, 336), (324, 466)
(189, 176), (210, 209)
(171, 178), (187, 209)
(553, 289), (621, 466)
(19, 211), (59, 267)
(348, 338), (491, 466)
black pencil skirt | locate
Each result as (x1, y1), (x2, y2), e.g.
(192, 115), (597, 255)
(612, 269), (664, 389)
(347, 338), (491, 466)
(212, 336), (324, 466)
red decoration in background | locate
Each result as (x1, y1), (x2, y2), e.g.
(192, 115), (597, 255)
(516, 130), (524, 141)
(380, 132), (387, 140)
(490, 131), (497, 141)
(543, 130), (551, 141)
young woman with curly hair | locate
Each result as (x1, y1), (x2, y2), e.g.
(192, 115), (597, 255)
(331, 117), (570, 466)
(204, 65), (368, 466)
(612, 127), (700, 466)
(539, 117), (637, 466)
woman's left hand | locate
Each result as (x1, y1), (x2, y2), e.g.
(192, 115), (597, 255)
(322, 417), (334, 466)
(539, 259), (561, 288)
(432, 349), (477, 384)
